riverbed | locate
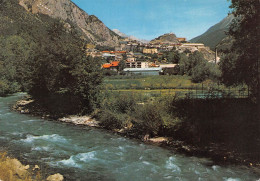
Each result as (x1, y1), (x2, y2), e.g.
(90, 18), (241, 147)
(0, 93), (259, 181)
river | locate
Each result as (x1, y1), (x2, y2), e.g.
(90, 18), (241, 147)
(0, 93), (259, 181)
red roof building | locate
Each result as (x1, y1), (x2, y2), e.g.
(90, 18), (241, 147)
(102, 61), (120, 69)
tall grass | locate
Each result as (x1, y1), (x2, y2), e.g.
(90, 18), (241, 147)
(104, 75), (197, 90)
(103, 75), (248, 99)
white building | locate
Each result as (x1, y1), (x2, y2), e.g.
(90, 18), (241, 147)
(126, 61), (149, 68)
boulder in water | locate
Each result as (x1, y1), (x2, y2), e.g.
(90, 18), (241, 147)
(47, 173), (64, 181)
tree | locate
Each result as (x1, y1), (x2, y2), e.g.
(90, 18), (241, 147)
(0, 35), (35, 95)
(118, 60), (126, 72)
(179, 51), (220, 83)
(70, 56), (103, 113)
(178, 53), (189, 75)
(220, 0), (259, 103)
(24, 19), (103, 114)
(180, 51), (207, 76)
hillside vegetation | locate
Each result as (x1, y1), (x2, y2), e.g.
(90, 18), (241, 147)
(190, 15), (234, 50)
(0, 0), (102, 114)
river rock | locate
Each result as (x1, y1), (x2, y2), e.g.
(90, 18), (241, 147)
(24, 165), (30, 170)
(148, 137), (169, 144)
(47, 173), (64, 181)
(7, 159), (29, 178)
(33, 165), (40, 171)
(143, 134), (150, 141)
(59, 116), (100, 127)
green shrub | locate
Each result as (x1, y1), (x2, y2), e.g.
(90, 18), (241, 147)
(97, 110), (128, 130)
(102, 93), (137, 113)
(133, 104), (163, 136)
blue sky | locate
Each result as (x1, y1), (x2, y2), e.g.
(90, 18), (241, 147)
(72, 0), (231, 40)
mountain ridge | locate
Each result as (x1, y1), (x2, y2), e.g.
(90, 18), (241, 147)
(19, 0), (120, 47)
(112, 29), (149, 43)
(190, 14), (234, 50)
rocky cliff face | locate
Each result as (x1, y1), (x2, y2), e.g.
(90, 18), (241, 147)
(19, 0), (120, 46)
(150, 33), (179, 44)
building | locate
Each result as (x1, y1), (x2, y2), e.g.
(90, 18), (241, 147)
(123, 67), (162, 75)
(126, 61), (149, 68)
(143, 48), (158, 54)
(86, 49), (102, 57)
(102, 53), (115, 59)
(127, 57), (136, 62)
(178, 43), (206, 52)
(177, 38), (187, 42)
(160, 64), (177, 69)
(102, 61), (120, 71)
(133, 53), (144, 58)
(160, 64), (179, 75)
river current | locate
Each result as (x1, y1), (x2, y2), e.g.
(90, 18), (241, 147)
(0, 93), (259, 181)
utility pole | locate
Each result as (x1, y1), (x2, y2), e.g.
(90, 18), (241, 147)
(215, 48), (218, 64)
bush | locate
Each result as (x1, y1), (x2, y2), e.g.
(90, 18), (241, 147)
(97, 110), (127, 130)
(102, 69), (118, 76)
(102, 93), (137, 113)
(133, 104), (163, 136)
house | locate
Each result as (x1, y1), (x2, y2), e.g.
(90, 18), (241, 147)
(160, 64), (179, 75)
(86, 49), (102, 57)
(127, 57), (136, 62)
(102, 53), (116, 60)
(126, 61), (149, 68)
(160, 64), (177, 69)
(177, 38), (187, 42)
(134, 52), (144, 58)
(102, 61), (120, 71)
(143, 48), (158, 54)
(178, 43), (206, 53)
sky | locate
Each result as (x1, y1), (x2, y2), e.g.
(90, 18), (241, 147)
(71, 0), (231, 41)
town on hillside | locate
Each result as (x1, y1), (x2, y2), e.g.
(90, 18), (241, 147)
(85, 33), (220, 76)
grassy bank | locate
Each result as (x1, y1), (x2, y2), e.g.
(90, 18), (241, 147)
(103, 75), (248, 99)
(103, 75), (246, 90)
(103, 75), (197, 90)
(93, 92), (259, 166)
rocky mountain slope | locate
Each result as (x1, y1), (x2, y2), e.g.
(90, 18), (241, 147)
(112, 29), (149, 43)
(19, 0), (120, 47)
(190, 14), (234, 50)
(150, 33), (179, 44)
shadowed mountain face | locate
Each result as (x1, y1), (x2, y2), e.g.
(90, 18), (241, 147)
(190, 14), (234, 50)
(19, 0), (120, 46)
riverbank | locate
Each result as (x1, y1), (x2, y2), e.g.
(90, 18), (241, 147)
(12, 95), (260, 174)
(0, 152), (63, 181)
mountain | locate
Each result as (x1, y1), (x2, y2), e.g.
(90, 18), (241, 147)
(190, 14), (234, 50)
(112, 29), (149, 43)
(18, 0), (120, 47)
(0, 0), (87, 95)
(150, 33), (179, 44)
(112, 29), (128, 38)
(216, 36), (234, 53)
